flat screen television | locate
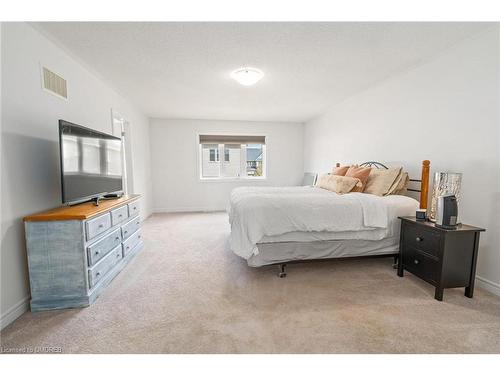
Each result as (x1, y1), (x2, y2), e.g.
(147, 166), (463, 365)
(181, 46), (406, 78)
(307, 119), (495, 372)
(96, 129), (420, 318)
(59, 120), (124, 205)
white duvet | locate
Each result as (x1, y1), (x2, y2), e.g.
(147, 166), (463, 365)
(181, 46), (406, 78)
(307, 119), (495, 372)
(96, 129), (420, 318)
(228, 186), (419, 259)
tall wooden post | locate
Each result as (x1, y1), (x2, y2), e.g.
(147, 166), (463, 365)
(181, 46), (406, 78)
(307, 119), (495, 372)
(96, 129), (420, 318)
(420, 160), (430, 209)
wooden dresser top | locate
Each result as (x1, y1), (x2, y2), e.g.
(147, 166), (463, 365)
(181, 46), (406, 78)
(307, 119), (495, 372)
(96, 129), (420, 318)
(24, 195), (141, 222)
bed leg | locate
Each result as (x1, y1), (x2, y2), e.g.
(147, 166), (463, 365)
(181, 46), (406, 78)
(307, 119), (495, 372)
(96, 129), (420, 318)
(278, 263), (287, 278)
(392, 255), (398, 269)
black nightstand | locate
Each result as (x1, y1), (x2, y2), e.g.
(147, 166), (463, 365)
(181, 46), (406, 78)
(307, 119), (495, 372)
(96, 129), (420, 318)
(397, 216), (485, 301)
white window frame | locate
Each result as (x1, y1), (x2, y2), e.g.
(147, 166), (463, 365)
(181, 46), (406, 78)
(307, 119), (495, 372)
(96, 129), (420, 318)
(197, 133), (267, 181)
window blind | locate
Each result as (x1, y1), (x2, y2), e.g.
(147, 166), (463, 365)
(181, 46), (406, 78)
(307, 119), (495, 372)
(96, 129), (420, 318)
(199, 135), (266, 145)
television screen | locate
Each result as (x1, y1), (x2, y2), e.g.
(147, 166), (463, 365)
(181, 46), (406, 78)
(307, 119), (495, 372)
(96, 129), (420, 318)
(59, 120), (123, 204)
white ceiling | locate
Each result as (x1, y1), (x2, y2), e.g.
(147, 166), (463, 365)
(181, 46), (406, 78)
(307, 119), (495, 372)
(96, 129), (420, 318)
(33, 22), (492, 122)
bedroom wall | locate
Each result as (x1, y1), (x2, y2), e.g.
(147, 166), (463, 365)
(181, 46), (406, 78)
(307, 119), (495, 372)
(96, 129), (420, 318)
(303, 26), (500, 294)
(150, 118), (304, 212)
(1, 23), (153, 329)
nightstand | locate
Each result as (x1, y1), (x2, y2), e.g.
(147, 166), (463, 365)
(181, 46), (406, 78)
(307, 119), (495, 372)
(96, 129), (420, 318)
(397, 216), (485, 301)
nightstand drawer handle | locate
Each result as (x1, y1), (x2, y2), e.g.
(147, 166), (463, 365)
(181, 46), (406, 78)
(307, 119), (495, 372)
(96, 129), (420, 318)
(414, 259), (420, 265)
(416, 237), (423, 242)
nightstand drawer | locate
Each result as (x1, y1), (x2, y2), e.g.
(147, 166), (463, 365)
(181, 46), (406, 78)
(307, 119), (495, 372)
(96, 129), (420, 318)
(403, 247), (439, 284)
(404, 224), (441, 258)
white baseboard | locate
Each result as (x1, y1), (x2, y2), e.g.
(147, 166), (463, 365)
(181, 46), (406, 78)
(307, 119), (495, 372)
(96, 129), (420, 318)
(1, 295), (30, 331)
(476, 275), (500, 297)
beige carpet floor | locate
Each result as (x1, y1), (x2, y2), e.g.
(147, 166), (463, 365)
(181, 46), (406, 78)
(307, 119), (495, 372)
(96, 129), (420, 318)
(2, 212), (500, 353)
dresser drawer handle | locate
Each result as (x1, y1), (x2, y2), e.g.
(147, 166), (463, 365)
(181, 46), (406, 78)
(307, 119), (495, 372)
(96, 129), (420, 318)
(116, 252), (121, 258)
(124, 230), (128, 234)
(98, 224), (104, 228)
(414, 259), (420, 265)
(133, 207), (137, 210)
(118, 214), (123, 217)
(138, 235), (141, 239)
(96, 272), (101, 277)
(416, 237), (423, 242)
(95, 251), (100, 255)
(115, 236), (120, 241)
(126, 246), (130, 250)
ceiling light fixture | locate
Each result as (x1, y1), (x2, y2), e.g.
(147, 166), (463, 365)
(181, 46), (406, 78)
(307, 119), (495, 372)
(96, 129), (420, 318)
(231, 67), (264, 86)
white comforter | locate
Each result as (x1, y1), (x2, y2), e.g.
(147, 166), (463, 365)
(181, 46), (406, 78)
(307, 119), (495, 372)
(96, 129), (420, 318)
(228, 186), (419, 259)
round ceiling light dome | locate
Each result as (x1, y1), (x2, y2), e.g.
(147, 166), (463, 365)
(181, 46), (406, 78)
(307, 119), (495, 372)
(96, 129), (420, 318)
(231, 67), (264, 86)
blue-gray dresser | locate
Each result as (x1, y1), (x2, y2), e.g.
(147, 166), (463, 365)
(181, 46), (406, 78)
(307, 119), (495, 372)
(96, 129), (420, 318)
(24, 195), (143, 312)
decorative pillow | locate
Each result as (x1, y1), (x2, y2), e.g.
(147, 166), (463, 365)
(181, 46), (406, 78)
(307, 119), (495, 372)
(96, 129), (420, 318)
(364, 167), (403, 196)
(387, 171), (409, 195)
(331, 165), (350, 176)
(316, 174), (362, 194)
(345, 165), (371, 192)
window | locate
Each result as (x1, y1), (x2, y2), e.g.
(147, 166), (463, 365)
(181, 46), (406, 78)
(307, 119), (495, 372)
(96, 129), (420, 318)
(199, 135), (266, 179)
(209, 147), (219, 162)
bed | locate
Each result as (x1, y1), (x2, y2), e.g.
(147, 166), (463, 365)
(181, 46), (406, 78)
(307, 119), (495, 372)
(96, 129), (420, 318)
(228, 160), (430, 276)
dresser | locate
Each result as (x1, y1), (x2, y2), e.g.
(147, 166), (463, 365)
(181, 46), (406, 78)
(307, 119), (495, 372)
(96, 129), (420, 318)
(24, 195), (143, 311)
(397, 216), (485, 301)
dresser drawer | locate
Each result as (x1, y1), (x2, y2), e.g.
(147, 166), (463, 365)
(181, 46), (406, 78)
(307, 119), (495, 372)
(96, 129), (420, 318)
(88, 245), (123, 289)
(403, 247), (439, 284)
(122, 230), (142, 257)
(86, 213), (112, 241)
(111, 205), (129, 226)
(87, 228), (122, 266)
(404, 224), (441, 258)
(122, 215), (141, 240)
(128, 200), (140, 217)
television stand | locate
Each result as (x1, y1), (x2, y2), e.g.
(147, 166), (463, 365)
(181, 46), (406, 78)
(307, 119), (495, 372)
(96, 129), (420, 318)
(23, 194), (143, 311)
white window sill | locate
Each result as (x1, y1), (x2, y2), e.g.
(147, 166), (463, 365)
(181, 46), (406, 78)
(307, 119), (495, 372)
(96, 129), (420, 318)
(199, 177), (267, 183)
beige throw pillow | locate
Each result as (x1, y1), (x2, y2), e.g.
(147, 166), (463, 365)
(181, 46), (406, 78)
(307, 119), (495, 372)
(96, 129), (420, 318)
(316, 174), (362, 194)
(387, 171), (409, 195)
(364, 167), (403, 196)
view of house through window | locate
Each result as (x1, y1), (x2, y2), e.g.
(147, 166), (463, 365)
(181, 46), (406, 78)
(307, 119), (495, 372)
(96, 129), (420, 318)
(199, 135), (266, 179)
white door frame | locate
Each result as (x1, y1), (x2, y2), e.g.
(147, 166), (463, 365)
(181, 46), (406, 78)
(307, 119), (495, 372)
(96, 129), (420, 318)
(111, 109), (133, 195)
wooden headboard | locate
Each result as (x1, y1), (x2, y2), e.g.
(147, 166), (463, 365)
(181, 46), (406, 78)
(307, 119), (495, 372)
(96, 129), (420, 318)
(335, 160), (430, 209)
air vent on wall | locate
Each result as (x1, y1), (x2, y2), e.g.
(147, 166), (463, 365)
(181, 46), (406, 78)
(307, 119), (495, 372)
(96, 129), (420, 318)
(42, 66), (68, 99)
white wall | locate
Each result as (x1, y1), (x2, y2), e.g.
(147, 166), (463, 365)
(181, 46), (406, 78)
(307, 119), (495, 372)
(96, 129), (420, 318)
(1, 23), (153, 329)
(150, 118), (303, 212)
(304, 27), (500, 294)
